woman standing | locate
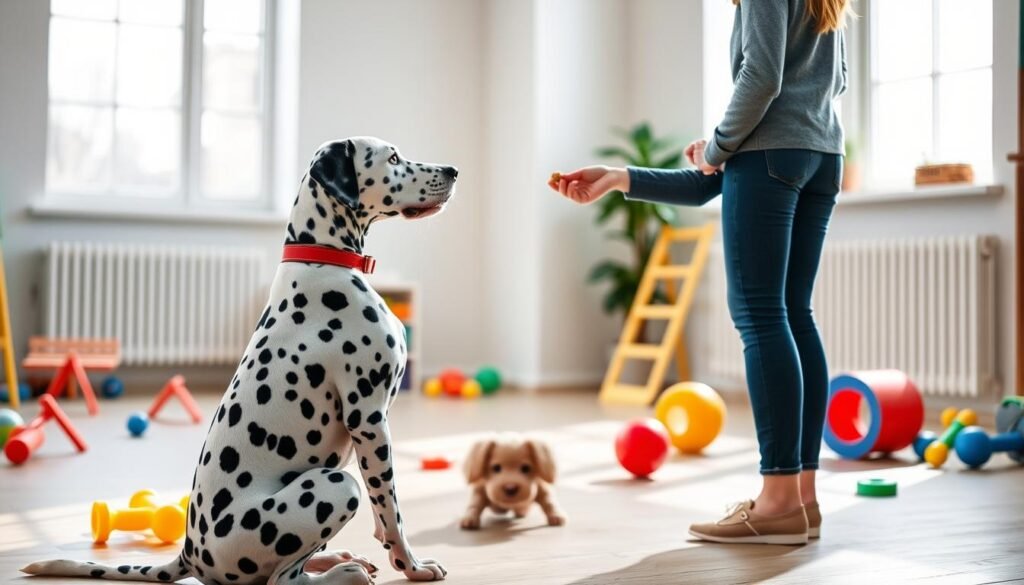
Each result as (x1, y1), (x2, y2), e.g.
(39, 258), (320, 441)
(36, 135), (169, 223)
(551, 0), (849, 545)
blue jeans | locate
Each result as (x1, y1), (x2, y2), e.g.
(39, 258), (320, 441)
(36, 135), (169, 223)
(722, 149), (841, 475)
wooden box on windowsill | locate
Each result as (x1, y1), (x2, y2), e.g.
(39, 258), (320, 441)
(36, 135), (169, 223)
(914, 163), (974, 186)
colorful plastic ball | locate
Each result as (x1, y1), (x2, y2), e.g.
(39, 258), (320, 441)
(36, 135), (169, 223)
(423, 378), (443, 398)
(101, 376), (125, 399)
(654, 382), (726, 454)
(0, 382), (31, 403)
(474, 367), (502, 394)
(913, 430), (938, 460)
(615, 418), (670, 478)
(0, 408), (25, 448)
(439, 369), (466, 397)
(461, 379), (482, 399)
(127, 412), (149, 437)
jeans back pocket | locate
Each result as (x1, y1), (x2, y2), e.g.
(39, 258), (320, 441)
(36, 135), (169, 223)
(765, 150), (815, 189)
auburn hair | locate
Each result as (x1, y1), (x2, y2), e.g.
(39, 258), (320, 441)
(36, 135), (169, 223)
(733, 0), (852, 34)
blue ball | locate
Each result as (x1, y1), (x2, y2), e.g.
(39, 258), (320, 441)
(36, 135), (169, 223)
(954, 426), (991, 468)
(127, 412), (149, 437)
(0, 382), (31, 403)
(101, 376), (125, 399)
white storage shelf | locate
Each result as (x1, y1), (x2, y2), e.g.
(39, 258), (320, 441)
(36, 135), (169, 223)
(371, 281), (420, 392)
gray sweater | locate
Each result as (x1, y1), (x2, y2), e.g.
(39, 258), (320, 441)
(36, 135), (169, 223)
(704, 0), (847, 166)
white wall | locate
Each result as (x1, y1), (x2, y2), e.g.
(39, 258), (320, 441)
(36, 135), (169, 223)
(298, 0), (487, 374)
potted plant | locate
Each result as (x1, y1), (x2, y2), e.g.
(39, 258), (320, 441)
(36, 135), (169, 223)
(588, 123), (684, 327)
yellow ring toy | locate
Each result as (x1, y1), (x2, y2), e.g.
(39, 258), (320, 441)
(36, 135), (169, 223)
(654, 382), (726, 454)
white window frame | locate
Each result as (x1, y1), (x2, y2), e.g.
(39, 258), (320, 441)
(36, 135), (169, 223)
(43, 0), (277, 213)
(852, 0), (994, 189)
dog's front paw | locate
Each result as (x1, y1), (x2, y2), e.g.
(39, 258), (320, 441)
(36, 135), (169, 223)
(546, 511), (568, 526)
(459, 515), (481, 530)
(401, 558), (447, 581)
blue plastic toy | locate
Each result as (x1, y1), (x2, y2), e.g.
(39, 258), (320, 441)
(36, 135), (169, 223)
(954, 426), (1024, 468)
(913, 430), (938, 460)
(0, 382), (31, 403)
(127, 412), (149, 437)
(101, 376), (125, 399)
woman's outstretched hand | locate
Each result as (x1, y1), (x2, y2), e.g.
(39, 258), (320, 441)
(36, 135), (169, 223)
(547, 166), (629, 205)
(685, 139), (722, 175)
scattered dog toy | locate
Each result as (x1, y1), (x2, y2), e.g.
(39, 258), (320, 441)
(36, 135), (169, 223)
(654, 382), (725, 454)
(954, 426), (1024, 469)
(461, 434), (565, 529)
(474, 366), (502, 394)
(0, 408), (24, 447)
(0, 382), (31, 403)
(995, 396), (1024, 464)
(100, 376), (124, 399)
(126, 412), (149, 437)
(439, 368), (466, 397)
(92, 489), (189, 544)
(461, 379), (482, 399)
(924, 408), (977, 468)
(423, 378), (443, 397)
(147, 375), (202, 423)
(615, 418), (670, 478)
(824, 370), (923, 459)
(856, 478), (897, 497)
(421, 456), (453, 471)
(4, 394), (87, 465)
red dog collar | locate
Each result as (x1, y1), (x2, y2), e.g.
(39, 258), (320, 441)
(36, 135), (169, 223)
(282, 244), (376, 274)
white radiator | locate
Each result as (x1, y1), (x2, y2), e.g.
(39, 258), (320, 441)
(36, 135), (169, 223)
(44, 242), (269, 366)
(693, 235), (1000, 399)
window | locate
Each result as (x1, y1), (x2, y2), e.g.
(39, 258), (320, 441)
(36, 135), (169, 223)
(45, 0), (273, 209)
(868, 0), (993, 187)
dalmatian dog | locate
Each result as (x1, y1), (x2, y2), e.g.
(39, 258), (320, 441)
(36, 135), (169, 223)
(22, 137), (457, 584)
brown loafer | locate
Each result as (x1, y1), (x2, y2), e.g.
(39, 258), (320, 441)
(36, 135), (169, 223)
(805, 501), (821, 538)
(688, 500), (809, 545)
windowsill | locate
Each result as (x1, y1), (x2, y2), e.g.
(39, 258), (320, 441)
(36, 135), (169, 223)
(701, 183), (1004, 214)
(30, 199), (289, 227)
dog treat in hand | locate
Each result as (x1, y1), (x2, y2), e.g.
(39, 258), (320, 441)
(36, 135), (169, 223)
(550, 172), (562, 184)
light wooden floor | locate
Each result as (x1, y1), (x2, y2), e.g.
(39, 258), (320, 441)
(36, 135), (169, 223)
(2, 389), (1022, 584)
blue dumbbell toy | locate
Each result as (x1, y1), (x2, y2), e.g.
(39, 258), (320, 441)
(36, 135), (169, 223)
(954, 426), (1024, 468)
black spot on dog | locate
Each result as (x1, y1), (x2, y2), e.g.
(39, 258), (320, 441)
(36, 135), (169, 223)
(214, 514), (234, 538)
(328, 318), (342, 330)
(260, 521), (278, 545)
(299, 492), (314, 508)
(219, 446), (240, 473)
(248, 422), (267, 447)
(281, 470), (300, 485)
(275, 533), (303, 556)
(386, 334), (396, 348)
(285, 389), (298, 401)
(307, 430), (322, 445)
(325, 453), (341, 468)
(256, 367), (269, 381)
(293, 293), (308, 308)
(347, 409), (361, 429)
(228, 403), (242, 426)
(375, 444), (389, 462)
(241, 508), (261, 530)
(91, 569), (105, 577)
(267, 434), (278, 450)
(278, 502), (287, 513)
(318, 329), (333, 342)
(358, 379), (373, 397)
(256, 384), (272, 405)
(362, 306), (379, 322)
(367, 411), (383, 425)
(291, 311), (305, 324)
(322, 290), (349, 311)
(277, 436), (297, 460)
(316, 501), (334, 523)
(262, 498), (275, 511)
(199, 515), (209, 535)
(328, 471), (346, 483)
(347, 497), (359, 511)
(300, 399), (315, 419)
(286, 372), (298, 384)
(237, 471), (252, 488)
(258, 349), (272, 364)
(238, 557), (259, 574)
(305, 364), (326, 388)
(118, 565), (131, 574)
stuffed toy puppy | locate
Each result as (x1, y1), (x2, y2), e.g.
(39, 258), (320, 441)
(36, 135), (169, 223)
(460, 434), (567, 529)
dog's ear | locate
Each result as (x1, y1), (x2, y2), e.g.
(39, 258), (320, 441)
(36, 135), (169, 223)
(526, 439), (556, 483)
(309, 140), (359, 209)
(464, 439), (496, 484)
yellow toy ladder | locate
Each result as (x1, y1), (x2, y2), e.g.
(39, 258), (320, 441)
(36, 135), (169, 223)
(599, 222), (715, 406)
(0, 243), (18, 408)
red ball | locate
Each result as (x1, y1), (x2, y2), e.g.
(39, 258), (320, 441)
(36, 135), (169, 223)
(615, 418), (670, 478)
(439, 369), (466, 396)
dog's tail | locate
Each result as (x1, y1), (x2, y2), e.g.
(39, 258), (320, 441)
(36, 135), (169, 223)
(21, 553), (188, 582)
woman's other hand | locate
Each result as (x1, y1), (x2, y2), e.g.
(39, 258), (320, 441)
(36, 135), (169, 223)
(547, 166), (629, 205)
(685, 139), (722, 175)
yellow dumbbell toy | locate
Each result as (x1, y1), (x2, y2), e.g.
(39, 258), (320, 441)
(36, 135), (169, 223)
(924, 409), (978, 468)
(92, 489), (189, 544)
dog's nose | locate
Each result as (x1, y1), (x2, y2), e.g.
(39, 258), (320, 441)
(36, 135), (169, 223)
(502, 484), (520, 497)
(442, 166), (458, 180)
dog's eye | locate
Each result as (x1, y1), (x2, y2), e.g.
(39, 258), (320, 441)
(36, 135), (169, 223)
(490, 464), (502, 474)
(388, 153), (400, 165)
(520, 464), (532, 474)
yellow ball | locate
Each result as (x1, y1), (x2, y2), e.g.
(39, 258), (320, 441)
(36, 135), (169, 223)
(423, 378), (443, 398)
(461, 380), (482, 399)
(654, 382), (726, 454)
(924, 441), (950, 468)
(940, 407), (958, 428)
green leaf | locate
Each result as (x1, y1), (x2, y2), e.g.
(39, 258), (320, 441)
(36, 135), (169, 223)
(653, 151), (684, 169)
(588, 260), (630, 283)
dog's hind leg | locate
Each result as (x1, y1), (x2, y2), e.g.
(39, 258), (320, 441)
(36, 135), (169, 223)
(264, 468), (371, 585)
